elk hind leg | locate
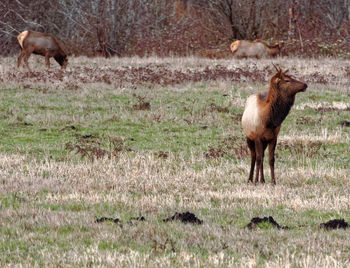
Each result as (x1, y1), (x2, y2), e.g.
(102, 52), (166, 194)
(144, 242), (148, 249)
(23, 47), (34, 72)
(17, 50), (25, 68)
(268, 139), (277, 185)
(254, 139), (264, 184)
(259, 141), (268, 183)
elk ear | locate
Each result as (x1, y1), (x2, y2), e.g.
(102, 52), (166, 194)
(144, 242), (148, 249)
(273, 77), (281, 85)
(271, 73), (281, 86)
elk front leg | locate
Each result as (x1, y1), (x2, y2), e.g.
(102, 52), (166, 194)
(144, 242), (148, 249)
(247, 139), (256, 183)
(45, 51), (50, 68)
(254, 139), (263, 184)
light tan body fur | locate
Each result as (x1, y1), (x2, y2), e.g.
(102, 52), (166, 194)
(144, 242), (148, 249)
(242, 94), (280, 141)
(231, 40), (282, 59)
(17, 30), (29, 48)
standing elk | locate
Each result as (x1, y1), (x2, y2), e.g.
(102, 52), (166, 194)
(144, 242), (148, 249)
(230, 40), (283, 59)
(241, 66), (307, 185)
(17, 30), (68, 71)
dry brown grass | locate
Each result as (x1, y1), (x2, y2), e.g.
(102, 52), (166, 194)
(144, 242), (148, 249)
(0, 151), (349, 266)
(0, 56), (349, 266)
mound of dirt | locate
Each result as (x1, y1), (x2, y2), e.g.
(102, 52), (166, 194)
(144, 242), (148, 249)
(246, 216), (289, 230)
(340, 120), (350, 127)
(163, 212), (203, 225)
(320, 219), (350, 230)
(95, 217), (120, 223)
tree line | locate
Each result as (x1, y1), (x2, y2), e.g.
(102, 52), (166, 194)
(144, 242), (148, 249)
(1, 0), (350, 57)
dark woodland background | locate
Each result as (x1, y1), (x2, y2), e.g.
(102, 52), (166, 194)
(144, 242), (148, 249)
(1, 0), (350, 58)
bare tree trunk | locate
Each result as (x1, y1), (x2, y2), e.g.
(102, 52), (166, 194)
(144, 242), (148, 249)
(288, 1), (296, 40)
(248, 0), (257, 39)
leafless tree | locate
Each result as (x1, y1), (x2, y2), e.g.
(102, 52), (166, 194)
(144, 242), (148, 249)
(0, 0), (349, 57)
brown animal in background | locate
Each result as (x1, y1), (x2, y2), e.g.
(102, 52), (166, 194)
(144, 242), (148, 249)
(241, 66), (307, 185)
(17, 30), (68, 71)
(230, 40), (283, 59)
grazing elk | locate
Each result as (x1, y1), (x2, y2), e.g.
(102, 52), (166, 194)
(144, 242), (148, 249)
(241, 66), (307, 185)
(17, 30), (68, 71)
(230, 40), (283, 59)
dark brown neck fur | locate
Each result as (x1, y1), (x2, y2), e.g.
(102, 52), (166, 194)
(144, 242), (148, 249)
(265, 82), (295, 128)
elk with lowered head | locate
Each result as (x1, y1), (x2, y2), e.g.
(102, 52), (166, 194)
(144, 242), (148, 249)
(17, 30), (68, 71)
(241, 66), (307, 185)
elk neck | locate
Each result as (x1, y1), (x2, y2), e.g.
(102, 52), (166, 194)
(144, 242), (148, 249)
(265, 83), (295, 128)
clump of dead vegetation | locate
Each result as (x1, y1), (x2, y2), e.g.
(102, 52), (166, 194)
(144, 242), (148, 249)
(132, 95), (151, 110)
(208, 103), (230, 113)
(204, 136), (249, 160)
(65, 134), (131, 161)
(278, 139), (323, 157)
(156, 151), (169, 159)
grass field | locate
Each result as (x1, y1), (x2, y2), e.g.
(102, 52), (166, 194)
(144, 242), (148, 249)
(0, 56), (349, 267)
